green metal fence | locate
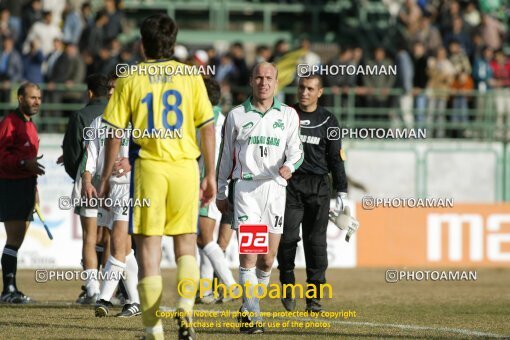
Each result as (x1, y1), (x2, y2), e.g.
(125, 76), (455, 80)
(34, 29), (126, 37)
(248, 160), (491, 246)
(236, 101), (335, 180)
(1, 84), (508, 140)
(276, 86), (508, 142)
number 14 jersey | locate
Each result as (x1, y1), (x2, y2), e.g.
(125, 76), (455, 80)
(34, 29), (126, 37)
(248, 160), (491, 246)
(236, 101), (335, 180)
(217, 96), (303, 200)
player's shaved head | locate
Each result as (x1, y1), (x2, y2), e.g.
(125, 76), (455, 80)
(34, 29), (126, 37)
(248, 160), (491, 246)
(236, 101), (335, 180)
(250, 62), (279, 102)
(251, 62), (278, 79)
(140, 14), (178, 59)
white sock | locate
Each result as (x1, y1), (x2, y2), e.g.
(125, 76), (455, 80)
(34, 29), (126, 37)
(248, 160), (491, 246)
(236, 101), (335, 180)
(98, 256), (125, 301)
(204, 242), (236, 286)
(84, 269), (100, 296)
(146, 324), (164, 337)
(199, 248), (214, 296)
(125, 250), (140, 304)
(256, 268), (271, 296)
(239, 266), (260, 321)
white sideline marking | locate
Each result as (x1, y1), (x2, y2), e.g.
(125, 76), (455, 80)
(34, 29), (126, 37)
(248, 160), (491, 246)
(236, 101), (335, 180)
(328, 320), (507, 338)
(160, 306), (508, 338)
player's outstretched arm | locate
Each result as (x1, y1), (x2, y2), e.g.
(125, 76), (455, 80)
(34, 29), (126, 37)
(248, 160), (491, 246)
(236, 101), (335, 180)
(113, 157), (131, 177)
(62, 112), (83, 179)
(97, 129), (121, 198)
(326, 114), (348, 197)
(80, 119), (100, 179)
(199, 121), (216, 207)
(80, 119), (101, 199)
(216, 112), (236, 213)
(81, 171), (97, 199)
(282, 109), (304, 174)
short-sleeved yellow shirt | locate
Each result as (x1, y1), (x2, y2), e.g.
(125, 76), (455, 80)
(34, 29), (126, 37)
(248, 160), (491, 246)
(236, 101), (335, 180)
(102, 59), (214, 162)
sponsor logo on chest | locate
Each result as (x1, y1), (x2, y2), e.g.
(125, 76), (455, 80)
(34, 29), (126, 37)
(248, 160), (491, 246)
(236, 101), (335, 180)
(273, 119), (285, 130)
(300, 134), (321, 145)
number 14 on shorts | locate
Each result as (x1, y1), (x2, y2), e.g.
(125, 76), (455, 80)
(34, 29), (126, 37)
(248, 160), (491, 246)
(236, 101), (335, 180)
(239, 224), (269, 254)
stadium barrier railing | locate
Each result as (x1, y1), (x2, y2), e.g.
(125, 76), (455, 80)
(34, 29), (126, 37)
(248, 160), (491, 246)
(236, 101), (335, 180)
(0, 84), (508, 141)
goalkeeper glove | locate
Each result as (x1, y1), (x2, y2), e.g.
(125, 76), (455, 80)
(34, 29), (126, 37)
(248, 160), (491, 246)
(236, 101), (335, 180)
(329, 206), (360, 242)
(335, 192), (348, 214)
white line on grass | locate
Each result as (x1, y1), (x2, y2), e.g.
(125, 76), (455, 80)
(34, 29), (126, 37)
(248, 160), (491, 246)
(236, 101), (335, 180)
(327, 320), (507, 338)
(160, 306), (508, 339)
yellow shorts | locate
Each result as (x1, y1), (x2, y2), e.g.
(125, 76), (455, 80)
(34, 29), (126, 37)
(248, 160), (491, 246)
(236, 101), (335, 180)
(130, 158), (199, 236)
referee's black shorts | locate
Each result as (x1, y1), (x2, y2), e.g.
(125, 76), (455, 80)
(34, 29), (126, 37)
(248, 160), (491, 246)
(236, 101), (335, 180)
(0, 177), (36, 222)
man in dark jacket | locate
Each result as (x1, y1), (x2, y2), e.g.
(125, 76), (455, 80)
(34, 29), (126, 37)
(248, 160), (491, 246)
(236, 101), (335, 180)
(22, 38), (44, 83)
(60, 73), (108, 180)
(47, 42), (85, 117)
(57, 73), (108, 304)
(412, 41), (428, 127)
(0, 36), (23, 82)
(0, 36), (23, 115)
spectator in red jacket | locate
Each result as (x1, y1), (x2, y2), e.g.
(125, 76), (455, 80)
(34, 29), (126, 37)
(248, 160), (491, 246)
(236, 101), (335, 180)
(490, 50), (510, 139)
(0, 82), (44, 304)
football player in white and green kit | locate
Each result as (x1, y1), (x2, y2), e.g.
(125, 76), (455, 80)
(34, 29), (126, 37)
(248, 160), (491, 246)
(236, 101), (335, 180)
(81, 116), (140, 318)
(196, 77), (239, 304)
(216, 62), (304, 334)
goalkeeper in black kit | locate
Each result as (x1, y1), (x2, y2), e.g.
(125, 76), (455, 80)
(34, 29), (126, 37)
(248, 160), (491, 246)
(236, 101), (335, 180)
(277, 74), (349, 313)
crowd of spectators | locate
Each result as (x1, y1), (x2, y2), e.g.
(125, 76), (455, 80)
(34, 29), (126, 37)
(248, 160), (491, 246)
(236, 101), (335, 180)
(0, 0), (132, 123)
(390, 0), (509, 138)
(0, 0), (131, 87)
(296, 0), (509, 138)
(0, 0), (508, 138)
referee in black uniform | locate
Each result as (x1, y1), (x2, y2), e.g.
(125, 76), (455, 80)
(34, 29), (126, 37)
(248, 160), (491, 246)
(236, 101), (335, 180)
(277, 74), (348, 312)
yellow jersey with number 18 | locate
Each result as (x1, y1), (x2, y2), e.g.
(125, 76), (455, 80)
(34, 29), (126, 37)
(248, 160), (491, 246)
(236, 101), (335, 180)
(102, 59), (214, 162)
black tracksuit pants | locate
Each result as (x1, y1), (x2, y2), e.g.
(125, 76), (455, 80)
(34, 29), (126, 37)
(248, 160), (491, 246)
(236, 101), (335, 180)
(277, 174), (330, 293)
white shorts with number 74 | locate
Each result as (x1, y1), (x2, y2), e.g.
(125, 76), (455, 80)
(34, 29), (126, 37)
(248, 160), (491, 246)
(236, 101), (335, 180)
(232, 179), (286, 234)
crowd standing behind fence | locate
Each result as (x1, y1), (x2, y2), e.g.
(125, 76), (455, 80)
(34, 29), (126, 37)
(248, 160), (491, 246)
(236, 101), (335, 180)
(0, 0), (508, 138)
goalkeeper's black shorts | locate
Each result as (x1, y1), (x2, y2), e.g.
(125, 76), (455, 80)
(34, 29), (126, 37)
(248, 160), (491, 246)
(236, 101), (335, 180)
(0, 177), (36, 222)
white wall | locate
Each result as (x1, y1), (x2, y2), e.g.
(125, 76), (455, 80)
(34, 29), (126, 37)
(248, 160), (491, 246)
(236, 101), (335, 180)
(1, 136), (501, 269)
(0, 134), (356, 269)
